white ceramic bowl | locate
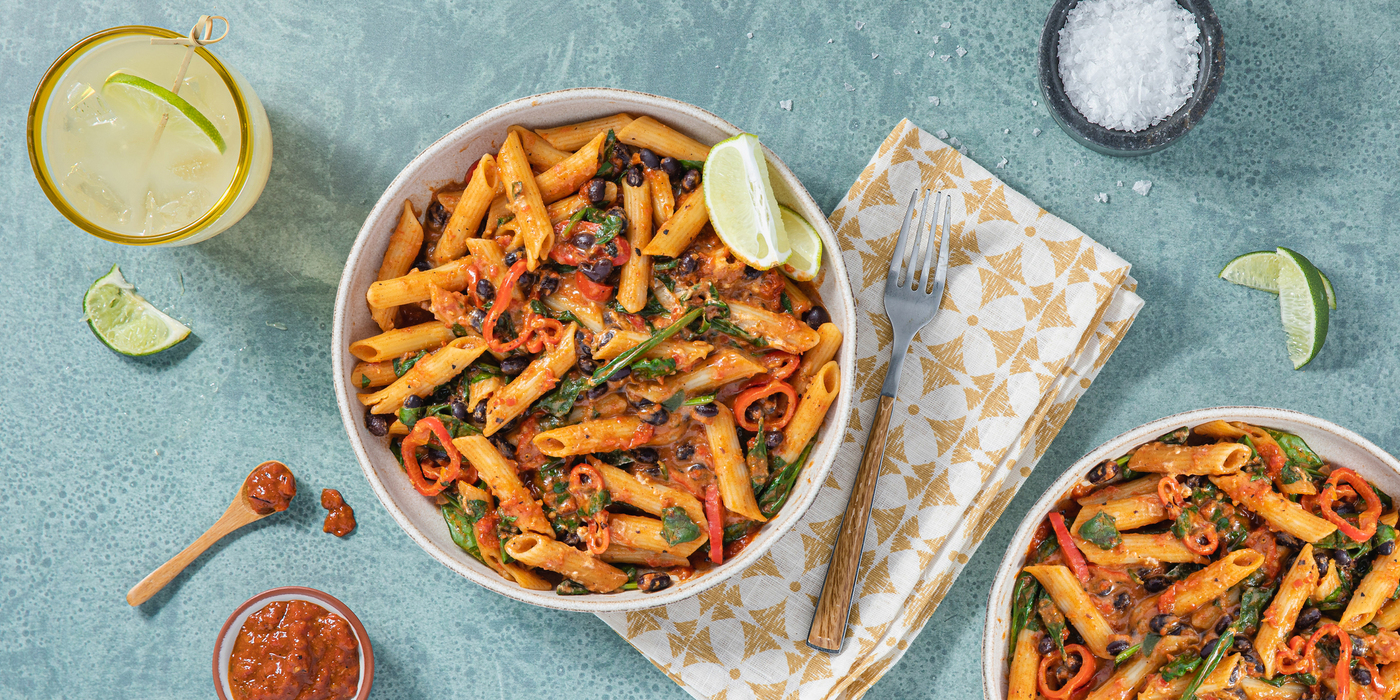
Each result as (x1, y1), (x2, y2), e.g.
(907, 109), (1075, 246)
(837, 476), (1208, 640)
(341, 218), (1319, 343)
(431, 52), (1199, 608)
(214, 586), (373, 700)
(981, 406), (1400, 699)
(331, 88), (857, 612)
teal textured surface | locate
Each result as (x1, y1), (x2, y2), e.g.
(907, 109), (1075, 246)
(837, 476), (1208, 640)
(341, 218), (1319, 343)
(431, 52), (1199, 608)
(2, 1), (1397, 698)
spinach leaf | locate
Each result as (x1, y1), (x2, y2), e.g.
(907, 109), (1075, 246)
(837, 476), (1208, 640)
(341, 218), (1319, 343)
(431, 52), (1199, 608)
(1033, 536), (1059, 563)
(360, 374), (370, 388)
(758, 441), (813, 518)
(1259, 673), (1317, 687)
(1007, 573), (1042, 665)
(708, 318), (769, 348)
(556, 579), (590, 595)
(780, 291), (794, 314)
(705, 284), (729, 316)
(1233, 585), (1276, 635)
(660, 390), (687, 414)
(677, 159), (705, 171)
(639, 294), (668, 317)
(594, 450), (636, 467)
(660, 507), (701, 545)
(537, 375), (591, 418)
(653, 257), (678, 271)
(684, 394), (716, 406)
(558, 207), (591, 241)
(1265, 428), (1325, 469)
(1036, 593), (1067, 657)
(393, 350), (428, 377)
(1141, 633), (1161, 656)
(1114, 643), (1141, 666)
(1160, 653), (1201, 680)
(541, 308), (703, 417)
(1076, 511), (1122, 550)
(441, 503), (483, 563)
(633, 357), (677, 380)
(594, 130), (620, 179)
(451, 322), (469, 338)
(1156, 426), (1190, 445)
(593, 213), (625, 246)
(1181, 631), (1231, 700)
(581, 488), (612, 517)
(467, 363), (503, 384)
(398, 404), (425, 430)
(722, 522), (753, 544)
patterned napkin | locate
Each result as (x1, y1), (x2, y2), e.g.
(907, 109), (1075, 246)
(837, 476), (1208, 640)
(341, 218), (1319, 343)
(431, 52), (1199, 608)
(596, 119), (1145, 700)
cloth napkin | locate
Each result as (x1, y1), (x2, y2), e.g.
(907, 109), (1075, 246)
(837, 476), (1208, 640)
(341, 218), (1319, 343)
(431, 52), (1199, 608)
(596, 119), (1145, 700)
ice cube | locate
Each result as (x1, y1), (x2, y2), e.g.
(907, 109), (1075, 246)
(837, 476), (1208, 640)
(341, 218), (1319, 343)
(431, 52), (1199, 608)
(63, 82), (118, 132)
(63, 165), (130, 223)
(143, 190), (159, 236)
(172, 155), (216, 181)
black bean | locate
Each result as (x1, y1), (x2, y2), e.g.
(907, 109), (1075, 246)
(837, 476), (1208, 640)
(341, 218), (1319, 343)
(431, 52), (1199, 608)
(610, 142), (631, 165)
(743, 265), (763, 279)
(426, 446), (448, 462)
(365, 409), (391, 437)
(467, 308), (486, 332)
(632, 447), (659, 463)
(1037, 635), (1055, 655)
(476, 278), (496, 300)
(1064, 654), (1081, 673)
(572, 232), (595, 250)
(660, 156), (682, 180)
(1144, 576), (1170, 593)
(1184, 475), (1208, 489)
(1086, 459), (1121, 485)
(638, 148), (661, 170)
(1200, 637), (1220, 658)
(745, 403), (763, 424)
(1149, 614), (1179, 635)
(1354, 666), (1373, 686)
(1352, 635), (1367, 656)
(586, 177), (608, 205)
(517, 272), (537, 295)
(608, 367), (632, 382)
(625, 165), (644, 188)
(675, 444), (695, 460)
(503, 249), (520, 266)
(1113, 592), (1131, 610)
(500, 356), (530, 375)
(426, 200), (449, 229)
(1106, 640), (1129, 655)
(1233, 636), (1253, 652)
(579, 258), (614, 284)
(1314, 551), (1332, 574)
(451, 400), (469, 421)
(471, 402), (487, 424)
(1274, 531), (1306, 550)
(693, 403), (719, 418)
(578, 356), (597, 374)
(766, 431), (783, 449)
(641, 406), (669, 426)
(605, 206), (626, 221)
(1296, 607), (1322, 629)
(413, 259), (432, 272)
(586, 383), (609, 401)
(1215, 615), (1232, 634)
(678, 253), (699, 274)
(490, 436), (515, 460)
(1335, 501), (1355, 515)
(1242, 649), (1264, 674)
(1331, 548), (1353, 568)
(802, 306), (830, 329)
(1380, 541), (1396, 556)
(403, 395), (424, 409)
(534, 273), (560, 298)
(681, 169), (701, 192)
(638, 571), (672, 593)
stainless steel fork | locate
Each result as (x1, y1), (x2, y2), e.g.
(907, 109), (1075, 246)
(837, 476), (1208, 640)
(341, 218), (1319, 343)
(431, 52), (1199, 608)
(807, 189), (954, 653)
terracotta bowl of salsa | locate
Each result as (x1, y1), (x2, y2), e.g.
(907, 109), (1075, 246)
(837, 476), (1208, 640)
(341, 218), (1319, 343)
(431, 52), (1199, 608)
(330, 88), (857, 612)
(214, 587), (373, 700)
(980, 406), (1400, 699)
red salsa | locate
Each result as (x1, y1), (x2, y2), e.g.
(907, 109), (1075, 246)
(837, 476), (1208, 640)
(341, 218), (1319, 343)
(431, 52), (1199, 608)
(228, 600), (359, 700)
(320, 489), (356, 537)
(245, 462), (296, 515)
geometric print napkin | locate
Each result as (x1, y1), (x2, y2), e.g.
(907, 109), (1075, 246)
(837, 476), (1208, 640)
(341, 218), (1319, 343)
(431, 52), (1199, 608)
(596, 119), (1146, 700)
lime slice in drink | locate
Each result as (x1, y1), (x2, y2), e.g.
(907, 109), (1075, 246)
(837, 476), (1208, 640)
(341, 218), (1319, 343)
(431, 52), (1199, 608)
(83, 264), (191, 356)
(1274, 247), (1329, 370)
(103, 72), (226, 153)
(778, 205), (822, 281)
(1220, 250), (1336, 309)
(704, 133), (789, 269)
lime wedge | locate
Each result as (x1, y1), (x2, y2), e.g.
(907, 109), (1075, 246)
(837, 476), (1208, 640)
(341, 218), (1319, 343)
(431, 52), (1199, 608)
(103, 72), (226, 153)
(1274, 247), (1329, 369)
(703, 133), (789, 269)
(84, 265), (191, 356)
(778, 205), (822, 281)
(1220, 250), (1336, 309)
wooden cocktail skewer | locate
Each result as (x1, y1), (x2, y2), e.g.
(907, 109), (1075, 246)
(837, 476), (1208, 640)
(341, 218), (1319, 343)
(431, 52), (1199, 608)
(136, 15), (229, 177)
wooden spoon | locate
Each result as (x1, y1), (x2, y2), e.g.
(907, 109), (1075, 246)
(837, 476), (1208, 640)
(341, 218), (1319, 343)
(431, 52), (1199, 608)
(126, 460), (296, 606)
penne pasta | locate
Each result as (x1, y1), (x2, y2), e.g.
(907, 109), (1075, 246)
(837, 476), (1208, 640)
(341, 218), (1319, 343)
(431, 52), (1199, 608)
(608, 513), (706, 557)
(534, 113), (634, 151)
(792, 323), (842, 396)
(1024, 564), (1116, 658)
(348, 321), (455, 363)
(1085, 637), (1190, 700)
(547, 181), (616, 224)
(350, 360), (397, 390)
(727, 301), (821, 354)
(591, 330), (713, 370)
(432, 154), (499, 266)
(599, 544), (689, 568)
(1212, 473), (1337, 543)
(505, 533), (627, 593)
(496, 131), (553, 270)
(360, 336), (487, 414)
(775, 361), (840, 465)
(508, 125), (570, 169)
(618, 171), (652, 313)
(1138, 653), (1241, 700)
(467, 373), (504, 411)
(366, 257), (475, 309)
(1006, 629), (1040, 700)
(641, 186), (707, 258)
(1072, 493), (1168, 533)
(1126, 441), (1251, 475)
(616, 115), (710, 161)
(595, 464), (707, 531)
(1375, 598), (1400, 631)
(370, 200), (425, 331)
(1239, 677), (1306, 700)
(645, 168), (674, 223)
(1075, 533), (1208, 566)
(1158, 548), (1265, 616)
(534, 132), (606, 204)
(1343, 545), (1400, 630)
(1257, 543), (1319, 678)
(483, 324), (578, 435)
(698, 404), (767, 522)
(542, 275), (605, 332)
(452, 435), (552, 536)
(1077, 475), (1160, 506)
(533, 416), (651, 457)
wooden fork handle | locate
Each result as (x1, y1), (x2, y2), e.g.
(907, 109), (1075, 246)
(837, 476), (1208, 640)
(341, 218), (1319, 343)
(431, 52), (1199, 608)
(807, 394), (896, 653)
(125, 503), (260, 606)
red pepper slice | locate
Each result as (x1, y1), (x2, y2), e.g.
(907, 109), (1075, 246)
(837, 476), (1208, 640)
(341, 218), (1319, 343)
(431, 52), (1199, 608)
(608, 237), (632, 267)
(1048, 512), (1092, 584)
(575, 270), (614, 302)
(1037, 644), (1096, 700)
(484, 260), (529, 353)
(1158, 476), (1187, 521)
(760, 351), (801, 381)
(704, 485), (724, 565)
(733, 379), (798, 432)
(400, 417), (463, 497)
(1318, 467), (1381, 542)
(1304, 624), (1352, 700)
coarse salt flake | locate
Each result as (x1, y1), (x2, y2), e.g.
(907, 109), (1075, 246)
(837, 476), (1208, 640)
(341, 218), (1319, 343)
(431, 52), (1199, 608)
(856, 21), (866, 30)
(1033, 128), (1042, 136)
(928, 51), (937, 58)
(956, 46), (967, 57)
(1133, 180), (1153, 196)
(929, 96), (940, 105)
(940, 55), (950, 62)
(941, 21), (951, 28)
(779, 100), (792, 111)
(872, 53), (879, 59)
(1003, 128), (1009, 134)
(845, 83), (855, 91)
(1058, 0), (1202, 132)
(997, 157), (1008, 169)
(933, 35), (940, 43)
(936, 129), (949, 139)
(747, 32), (753, 39)
(1095, 192), (1109, 203)
(1117, 180), (1124, 187)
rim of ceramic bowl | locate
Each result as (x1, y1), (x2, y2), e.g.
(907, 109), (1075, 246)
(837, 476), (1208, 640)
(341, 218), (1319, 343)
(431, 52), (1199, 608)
(213, 586), (373, 700)
(979, 406), (1400, 698)
(331, 87), (857, 612)
(1037, 0), (1225, 156)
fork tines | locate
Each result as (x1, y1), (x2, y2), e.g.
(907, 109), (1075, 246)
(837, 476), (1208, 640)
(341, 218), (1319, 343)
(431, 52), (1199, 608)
(887, 189), (953, 295)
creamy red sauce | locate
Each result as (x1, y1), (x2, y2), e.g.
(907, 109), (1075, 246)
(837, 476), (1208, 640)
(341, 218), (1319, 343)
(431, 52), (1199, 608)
(228, 600), (359, 700)
(245, 463), (296, 515)
(320, 490), (356, 537)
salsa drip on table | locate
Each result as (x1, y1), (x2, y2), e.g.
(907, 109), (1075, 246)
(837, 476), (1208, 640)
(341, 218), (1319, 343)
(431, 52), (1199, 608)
(245, 462), (296, 515)
(346, 115), (843, 595)
(1004, 420), (1400, 700)
(320, 489), (356, 537)
(228, 600), (359, 700)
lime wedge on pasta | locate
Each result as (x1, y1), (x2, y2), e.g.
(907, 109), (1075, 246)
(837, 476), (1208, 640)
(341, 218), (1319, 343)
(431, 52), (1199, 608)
(778, 205), (822, 281)
(1274, 247), (1329, 370)
(703, 133), (790, 269)
(1220, 250), (1336, 309)
(103, 71), (227, 153)
(83, 265), (191, 356)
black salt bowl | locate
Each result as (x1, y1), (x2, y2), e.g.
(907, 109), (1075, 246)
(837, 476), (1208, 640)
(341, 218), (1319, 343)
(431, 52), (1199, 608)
(1039, 0), (1225, 157)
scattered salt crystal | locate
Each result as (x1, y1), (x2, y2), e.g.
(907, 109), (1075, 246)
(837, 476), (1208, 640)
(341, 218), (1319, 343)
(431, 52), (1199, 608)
(1033, 128), (1042, 136)
(779, 100), (793, 111)
(928, 51), (937, 58)
(940, 55), (950, 62)
(929, 96), (940, 105)
(949, 137), (962, 148)
(828, 39), (833, 43)
(747, 32), (753, 39)
(997, 157), (1008, 169)
(1117, 180), (1123, 187)
(936, 129), (949, 139)
(845, 83), (855, 91)
(1032, 100), (1038, 106)
(1003, 128), (1009, 134)
(894, 70), (903, 75)
(267, 322), (287, 330)
(941, 21), (951, 28)
(956, 46), (967, 57)
(1095, 193), (1110, 203)
(1059, 0), (1202, 132)
(872, 53), (879, 59)
(933, 35), (940, 43)
(856, 20), (866, 30)
(915, 29), (921, 34)
(1133, 180), (1153, 196)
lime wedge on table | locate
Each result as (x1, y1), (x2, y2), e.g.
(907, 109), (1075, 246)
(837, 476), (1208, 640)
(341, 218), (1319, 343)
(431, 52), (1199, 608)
(1220, 250), (1336, 309)
(1275, 248), (1330, 370)
(103, 72), (226, 153)
(84, 265), (190, 356)
(704, 133), (790, 269)
(778, 205), (822, 281)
